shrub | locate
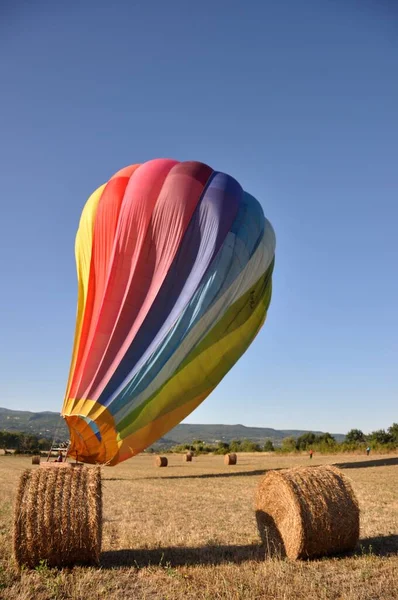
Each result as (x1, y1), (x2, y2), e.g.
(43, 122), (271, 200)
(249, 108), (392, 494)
(264, 440), (275, 452)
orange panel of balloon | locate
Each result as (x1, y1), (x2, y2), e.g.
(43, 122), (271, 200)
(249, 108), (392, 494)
(61, 159), (276, 465)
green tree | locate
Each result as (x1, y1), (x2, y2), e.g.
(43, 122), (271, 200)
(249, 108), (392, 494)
(229, 440), (242, 452)
(218, 441), (229, 449)
(192, 440), (205, 453)
(215, 441), (230, 454)
(387, 423), (398, 443)
(345, 429), (365, 444)
(264, 440), (274, 452)
(281, 437), (296, 452)
(368, 429), (393, 445)
(296, 432), (317, 450)
(0, 431), (24, 450)
(240, 440), (261, 452)
(38, 438), (51, 451)
(317, 433), (336, 446)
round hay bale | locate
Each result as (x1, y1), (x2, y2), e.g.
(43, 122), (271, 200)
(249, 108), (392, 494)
(255, 465), (360, 560)
(184, 452), (193, 462)
(155, 456), (168, 467)
(14, 465), (102, 568)
(31, 456), (40, 465)
(224, 453), (237, 465)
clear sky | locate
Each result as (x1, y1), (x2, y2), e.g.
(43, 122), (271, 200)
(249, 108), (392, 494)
(1, 0), (397, 434)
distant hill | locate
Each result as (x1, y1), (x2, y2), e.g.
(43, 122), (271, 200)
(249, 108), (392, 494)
(0, 408), (69, 440)
(0, 407), (345, 445)
(0, 407), (68, 439)
(163, 423), (345, 445)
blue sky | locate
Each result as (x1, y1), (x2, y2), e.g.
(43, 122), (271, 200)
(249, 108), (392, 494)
(1, 0), (397, 434)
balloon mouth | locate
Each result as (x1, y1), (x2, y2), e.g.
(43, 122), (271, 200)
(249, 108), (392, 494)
(64, 412), (119, 465)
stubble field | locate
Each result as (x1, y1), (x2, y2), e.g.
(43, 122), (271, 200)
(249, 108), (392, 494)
(0, 452), (397, 600)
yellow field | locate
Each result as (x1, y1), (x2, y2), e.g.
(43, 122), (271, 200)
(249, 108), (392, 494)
(1, 453), (397, 599)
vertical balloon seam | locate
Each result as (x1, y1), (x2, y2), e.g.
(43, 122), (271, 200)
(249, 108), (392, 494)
(65, 174), (134, 412)
(62, 167), (146, 451)
(63, 159), (216, 454)
(63, 183), (107, 409)
(74, 160), (180, 400)
(74, 161), (214, 405)
(64, 246), (273, 460)
(92, 167), (221, 407)
(104, 189), (269, 419)
(65, 159), (179, 412)
(115, 261), (273, 440)
(68, 167), (145, 402)
(95, 170), (243, 412)
(108, 189), (264, 410)
(117, 305), (268, 460)
(116, 275), (272, 444)
(111, 224), (274, 428)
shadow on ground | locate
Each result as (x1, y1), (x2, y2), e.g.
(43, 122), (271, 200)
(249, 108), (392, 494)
(103, 469), (268, 482)
(103, 478), (139, 481)
(101, 535), (398, 568)
(356, 534), (398, 557)
(101, 543), (264, 568)
(102, 457), (398, 482)
(148, 469), (269, 480)
(334, 457), (398, 469)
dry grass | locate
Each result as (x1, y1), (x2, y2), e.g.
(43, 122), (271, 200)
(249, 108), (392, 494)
(154, 456), (168, 467)
(0, 452), (397, 599)
(14, 464), (102, 568)
(255, 465), (359, 559)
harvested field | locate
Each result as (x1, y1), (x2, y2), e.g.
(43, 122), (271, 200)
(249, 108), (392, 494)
(0, 453), (397, 599)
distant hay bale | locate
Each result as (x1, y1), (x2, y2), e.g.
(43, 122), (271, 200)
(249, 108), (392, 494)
(14, 464), (102, 568)
(184, 452), (193, 462)
(31, 456), (40, 465)
(224, 453), (237, 465)
(155, 456), (168, 467)
(255, 465), (359, 560)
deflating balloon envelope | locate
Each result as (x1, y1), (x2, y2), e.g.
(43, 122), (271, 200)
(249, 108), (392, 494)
(61, 159), (276, 465)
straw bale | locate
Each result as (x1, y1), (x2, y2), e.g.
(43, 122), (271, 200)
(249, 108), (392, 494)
(184, 452), (193, 462)
(224, 453), (237, 465)
(14, 464), (102, 568)
(31, 456), (41, 465)
(155, 456), (168, 467)
(255, 465), (360, 560)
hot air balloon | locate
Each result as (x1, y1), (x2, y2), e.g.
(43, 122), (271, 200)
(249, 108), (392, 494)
(61, 159), (276, 465)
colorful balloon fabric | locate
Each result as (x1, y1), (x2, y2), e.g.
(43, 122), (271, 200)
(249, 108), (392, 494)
(62, 159), (276, 465)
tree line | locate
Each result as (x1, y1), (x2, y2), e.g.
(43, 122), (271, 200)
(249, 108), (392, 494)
(0, 431), (54, 453)
(160, 423), (398, 455)
(280, 423), (398, 453)
(2, 423), (397, 455)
